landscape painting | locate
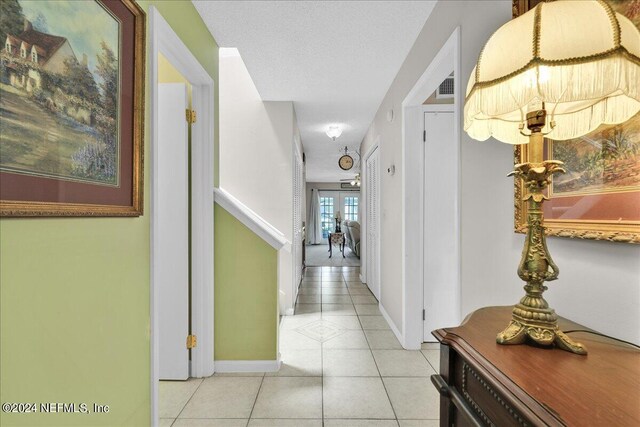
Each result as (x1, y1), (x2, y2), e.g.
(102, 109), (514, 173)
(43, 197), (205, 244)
(0, 0), (120, 186)
(550, 113), (640, 197)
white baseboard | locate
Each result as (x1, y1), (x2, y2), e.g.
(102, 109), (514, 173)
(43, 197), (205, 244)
(215, 359), (282, 373)
(284, 308), (295, 316)
(379, 303), (406, 348)
(359, 273), (365, 283)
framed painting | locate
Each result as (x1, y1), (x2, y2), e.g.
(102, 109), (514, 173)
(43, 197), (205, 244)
(0, 0), (145, 216)
(512, 0), (640, 244)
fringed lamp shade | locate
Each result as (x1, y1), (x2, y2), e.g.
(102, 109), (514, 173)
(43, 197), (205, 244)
(464, 0), (640, 144)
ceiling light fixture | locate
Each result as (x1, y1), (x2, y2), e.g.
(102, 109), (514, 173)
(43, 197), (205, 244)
(326, 125), (342, 141)
(342, 173), (361, 187)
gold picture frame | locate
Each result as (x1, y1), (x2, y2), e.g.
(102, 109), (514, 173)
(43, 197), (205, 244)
(512, 0), (640, 244)
(0, 0), (145, 217)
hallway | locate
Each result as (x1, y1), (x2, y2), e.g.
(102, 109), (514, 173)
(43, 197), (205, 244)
(159, 266), (439, 426)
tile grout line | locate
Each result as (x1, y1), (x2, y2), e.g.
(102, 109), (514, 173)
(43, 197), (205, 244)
(418, 346), (439, 373)
(246, 372), (266, 424)
(359, 289), (401, 425)
(320, 268), (325, 425)
(172, 377), (206, 421)
(321, 332), (325, 426)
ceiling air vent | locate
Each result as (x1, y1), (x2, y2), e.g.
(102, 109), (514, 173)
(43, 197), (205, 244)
(436, 75), (454, 99)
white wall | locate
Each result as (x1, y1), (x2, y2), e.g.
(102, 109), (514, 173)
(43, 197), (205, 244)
(360, 0), (640, 344)
(220, 52), (302, 313)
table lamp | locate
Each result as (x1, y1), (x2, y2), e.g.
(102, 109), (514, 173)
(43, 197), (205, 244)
(465, 0), (640, 355)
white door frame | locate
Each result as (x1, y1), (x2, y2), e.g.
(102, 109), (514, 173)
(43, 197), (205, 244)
(401, 27), (461, 350)
(150, 7), (215, 426)
(361, 140), (380, 293)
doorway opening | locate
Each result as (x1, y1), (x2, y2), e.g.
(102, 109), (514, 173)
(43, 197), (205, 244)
(362, 144), (380, 300)
(422, 105), (457, 341)
(150, 7), (215, 425)
(401, 27), (461, 349)
(305, 187), (361, 267)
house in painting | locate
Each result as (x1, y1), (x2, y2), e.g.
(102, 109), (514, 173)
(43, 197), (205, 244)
(2, 19), (95, 124)
(3, 19), (78, 92)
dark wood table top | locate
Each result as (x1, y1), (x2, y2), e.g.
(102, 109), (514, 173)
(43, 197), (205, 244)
(433, 306), (640, 426)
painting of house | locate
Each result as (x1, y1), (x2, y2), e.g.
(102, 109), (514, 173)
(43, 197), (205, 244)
(5, 19), (77, 77)
(3, 19), (94, 126)
(0, 0), (119, 186)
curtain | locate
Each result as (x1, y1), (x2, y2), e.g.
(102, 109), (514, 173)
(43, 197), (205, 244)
(308, 189), (323, 244)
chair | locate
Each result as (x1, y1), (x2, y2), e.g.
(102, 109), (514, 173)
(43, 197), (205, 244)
(347, 221), (360, 257)
(342, 220), (352, 249)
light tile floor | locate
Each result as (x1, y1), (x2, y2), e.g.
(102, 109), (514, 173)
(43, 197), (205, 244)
(160, 266), (440, 427)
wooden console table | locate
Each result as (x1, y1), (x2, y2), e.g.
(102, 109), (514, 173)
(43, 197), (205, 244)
(432, 306), (640, 426)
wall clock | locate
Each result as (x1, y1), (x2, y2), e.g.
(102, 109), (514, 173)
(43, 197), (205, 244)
(339, 155), (354, 171)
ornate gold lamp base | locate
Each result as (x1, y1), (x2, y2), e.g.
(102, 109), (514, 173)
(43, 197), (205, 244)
(497, 109), (587, 355)
(497, 307), (588, 355)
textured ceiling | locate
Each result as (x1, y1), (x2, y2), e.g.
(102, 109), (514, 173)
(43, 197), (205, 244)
(193, 1), (436, 182)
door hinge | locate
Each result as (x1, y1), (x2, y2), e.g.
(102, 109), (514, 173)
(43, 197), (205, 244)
(422, 309), (426, 321)
(186, 334), (197, 349)
(423, 130), (426, 142)
(186, 109), (197, 124)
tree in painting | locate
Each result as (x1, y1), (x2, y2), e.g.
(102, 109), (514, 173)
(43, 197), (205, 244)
(553, 121), (640, 195)
(0, 0), (119, 186)
(71, 42), (119, 182)
(0, 0), (24, 40)
(551, 0), (640, 196)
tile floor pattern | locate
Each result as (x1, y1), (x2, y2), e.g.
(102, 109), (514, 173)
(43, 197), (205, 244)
(160, 266), (441, 427)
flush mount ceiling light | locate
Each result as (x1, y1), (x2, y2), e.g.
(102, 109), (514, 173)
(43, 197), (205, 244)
(326, 125), (342, 141)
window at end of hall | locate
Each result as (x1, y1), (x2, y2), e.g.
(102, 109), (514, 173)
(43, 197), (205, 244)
(344, 196), (358, 222)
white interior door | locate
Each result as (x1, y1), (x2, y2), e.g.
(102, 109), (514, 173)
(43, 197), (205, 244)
(366, 148), (380, 300)
(423, 111), (458, 341)
(158, 83), (189, 379)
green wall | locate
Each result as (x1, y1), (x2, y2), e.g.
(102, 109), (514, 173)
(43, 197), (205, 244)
(0, 1), (218, 426)
(214, 205), (279, 360)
